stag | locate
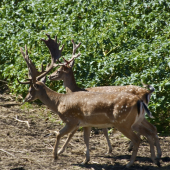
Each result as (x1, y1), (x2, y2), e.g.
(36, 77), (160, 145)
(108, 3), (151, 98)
(17, 35), (160, 168)
(48, 37), (161, 160)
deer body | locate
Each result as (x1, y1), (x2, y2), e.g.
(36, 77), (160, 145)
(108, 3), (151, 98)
(86, 85), (152, 104)
(27, 82), (139, 128)
(49, 65), (161, 161)
(24, 81), (153, 168)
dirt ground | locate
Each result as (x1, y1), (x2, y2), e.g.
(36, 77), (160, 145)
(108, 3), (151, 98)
(0, 87), (170, 170)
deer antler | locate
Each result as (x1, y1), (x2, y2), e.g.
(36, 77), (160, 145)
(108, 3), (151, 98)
(71, 39), (81, 60)
(19, 45), (39, 84)
(36, 34), (64, 81)
(61, 40), (81, 67)
(19, 45), (46, 84)
(41, 34), (64, 63)
(18, 34), (64, 84)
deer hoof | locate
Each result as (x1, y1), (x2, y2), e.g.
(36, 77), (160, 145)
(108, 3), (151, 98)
(58, 149), (64, 155)
(81, 159), (89, 165)
(107, 148), (112, 154)
(126, 161), (133, 168)
(157, 153), (162, 159)
(53, 154), (58, 160)
(156, 159), (161, 167)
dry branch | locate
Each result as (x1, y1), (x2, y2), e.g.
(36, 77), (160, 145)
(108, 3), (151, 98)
(0, 149), (15, 157)
(0, 102), (21, 107)
(14, 115), (30, 128)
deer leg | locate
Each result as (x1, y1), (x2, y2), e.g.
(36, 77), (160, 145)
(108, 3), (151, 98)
(58, 128), (78, 155)
(141, 119), (162, 159)
(128, 118), (161, 159)
(53, 124), (77, 160)
(118, 128), (140, 168)
(102, 128), (112, 153)
(128, 132), (141, 152)
(128, 141), (133, 152)
(132, 124), (160, 167)
(82, 127), (91, 164)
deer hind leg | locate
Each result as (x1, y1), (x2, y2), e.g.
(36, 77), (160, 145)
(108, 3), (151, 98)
(141, 119), (162, 159)
(118, 128), (140, 168)
(53, 123), (78, 160)
(58, 128), (78, 155)
(128, 119), (162, 159)
(82, 127), (91, 164)
(132, 124), (160, 167)
(102, 128), (112, 153)
(128, 132), (140, 152)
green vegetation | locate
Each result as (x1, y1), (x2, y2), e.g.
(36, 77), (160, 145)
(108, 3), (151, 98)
(1, 0), (170, 133)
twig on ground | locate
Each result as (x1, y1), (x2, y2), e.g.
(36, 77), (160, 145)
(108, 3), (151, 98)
(0, 115), (8, 118)
(43, 143), (53, 150)
(14, 115), (30, 128)
(0, 102), (21, 107)
(0, 149), (15, 157)
(44, 130), (58, 138)
(9, 149), (27, 153)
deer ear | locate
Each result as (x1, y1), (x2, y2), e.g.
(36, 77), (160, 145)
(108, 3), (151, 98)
(40, 76), (46, 84)
(63, 66), (69, 73)
(33, 84), (40, 90)
(69, 60), (75, 68)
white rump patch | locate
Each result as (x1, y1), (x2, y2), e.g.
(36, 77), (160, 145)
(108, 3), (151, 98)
(132, 102), (145, 127)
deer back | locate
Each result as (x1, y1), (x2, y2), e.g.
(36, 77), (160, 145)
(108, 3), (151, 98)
(86, 85), (152, 105)
(49, 66), (153, 105)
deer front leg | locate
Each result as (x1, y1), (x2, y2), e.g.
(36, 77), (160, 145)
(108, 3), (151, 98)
(58, 128), (78, 155)
(53, 124), (77, 160)
(102, 128), (112, 153)
(128, 132), (141, 152)
(82, 127), (91, 164)
(128, 118), (162, 159)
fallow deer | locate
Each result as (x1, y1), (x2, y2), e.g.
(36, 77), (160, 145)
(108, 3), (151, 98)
(48, 38), (161, 160)
(17, 35), (160, 168)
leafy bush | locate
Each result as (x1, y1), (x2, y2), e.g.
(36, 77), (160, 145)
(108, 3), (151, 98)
(1, 0), (170, 133)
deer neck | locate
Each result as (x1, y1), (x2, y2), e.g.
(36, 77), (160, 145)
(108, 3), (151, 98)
(38, 84), (63, 112)
(63, 70), (82, 93)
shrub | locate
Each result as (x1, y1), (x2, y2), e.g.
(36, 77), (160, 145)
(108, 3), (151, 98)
(1, 0), (170, 133)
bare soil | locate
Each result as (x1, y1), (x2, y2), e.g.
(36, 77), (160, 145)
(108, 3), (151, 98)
(0, 89), (170, 170)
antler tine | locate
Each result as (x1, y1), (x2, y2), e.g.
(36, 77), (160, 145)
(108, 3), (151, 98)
(17, 78), (31, 85)
(20, 45), (42, 84)
(25, 44), (28, 56)
(66, 40), (81, 64)
(20, 46), (32, 79)
(67, 53), (81, 64)
(71, 40), (81, 55)
(36, 63), (53, 81)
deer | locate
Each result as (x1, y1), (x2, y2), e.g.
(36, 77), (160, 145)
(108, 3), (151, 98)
(17, 35), (160, 168)
(45, 40), (113, 155)
(48, 37), (162, 161)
